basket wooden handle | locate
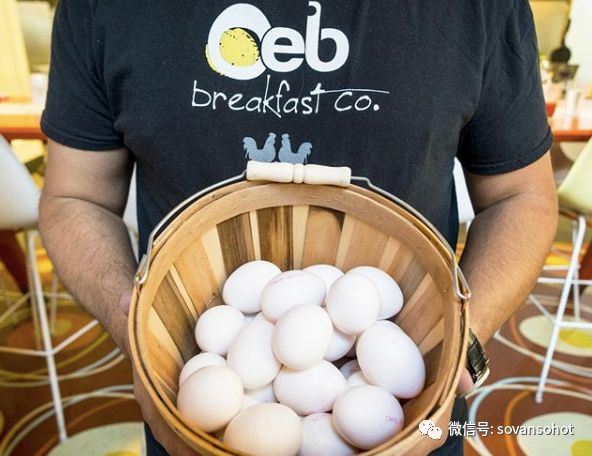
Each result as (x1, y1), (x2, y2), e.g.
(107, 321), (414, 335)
(246, 161), (351, 187)
(135, 165), (471, 307)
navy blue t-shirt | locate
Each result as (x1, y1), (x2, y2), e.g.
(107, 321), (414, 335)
(42, 0), (551, 251)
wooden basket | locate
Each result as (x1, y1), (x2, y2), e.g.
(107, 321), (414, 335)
(129, 163), (470, 455)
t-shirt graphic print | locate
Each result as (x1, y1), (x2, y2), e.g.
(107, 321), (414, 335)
(193, 1), (391, 165)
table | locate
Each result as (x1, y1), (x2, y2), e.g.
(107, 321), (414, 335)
(0, 102), (45, 141)
(550, 99), (592, 142)
(2, 100), (592, 143)
(0, 100), (591, 291)
(550, 116), (592, 142)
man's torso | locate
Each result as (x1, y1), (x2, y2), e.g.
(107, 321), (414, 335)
(88, 0), (512, 250)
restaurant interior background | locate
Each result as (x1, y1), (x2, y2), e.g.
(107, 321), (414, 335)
(1, 0), (591, 455)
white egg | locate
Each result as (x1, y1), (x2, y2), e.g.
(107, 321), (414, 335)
(261, 270), (326, 322)
(224, 403), (302, 456)
(178, 352), (226, 387)
(223, 261), (281, 313)
(356, 321), (425, 399)
(333, 385), (404, 450)
(303, 264), (344, 295)
(326, 274), (380, 335)
(240, 395), (259, 411)
(273, 304), (333, 370)
(246, 383), (277, 403)
(374, 319), (402, 328)
(274, 361), (347, 415)
(338, 359), (360, 379)
(194, 305), (245, 355)
(346, 371), (370, 387)
(300, 413), (357, 456)
(227, 320), (281, 389)
(324, 328), (356, 362)
(177, 366), (243, 433)
(348, 266), (403, 319)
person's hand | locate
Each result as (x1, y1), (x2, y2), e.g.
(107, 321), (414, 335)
(119, 289), (133, 315)
(105, 290), (134, 358)
(457, 368), (474, 396)
(120, 290), (197, 455)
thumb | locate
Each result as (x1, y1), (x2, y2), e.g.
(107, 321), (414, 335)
(119, 289), (133, 316)
(457, 368), (474, 396)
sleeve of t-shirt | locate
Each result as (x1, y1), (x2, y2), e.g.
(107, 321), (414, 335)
(41, 0), (123, 151)
(457, 0), (552, 175)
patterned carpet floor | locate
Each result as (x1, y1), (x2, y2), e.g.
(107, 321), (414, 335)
(0, 244), (591, 456)
(464, 290), (592, 456)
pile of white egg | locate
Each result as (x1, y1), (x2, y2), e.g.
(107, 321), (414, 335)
(176, 261), (426, 456)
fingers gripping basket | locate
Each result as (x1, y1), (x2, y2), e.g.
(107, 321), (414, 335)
(129, 162), (470, 455)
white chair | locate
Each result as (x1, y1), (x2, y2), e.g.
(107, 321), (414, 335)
(533, 137), (592, 403)
(0, 135), (139, 444)
(0, 135), (69, 441)
(123, 166), (139, 260)
(454, 158), (475, 229)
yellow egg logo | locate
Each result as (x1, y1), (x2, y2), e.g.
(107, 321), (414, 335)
(205, 2), (349, 80)
(206, 28), (260, 75)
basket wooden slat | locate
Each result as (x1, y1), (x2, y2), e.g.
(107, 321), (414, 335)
(397, 275), (443, 344)
(129, 180), (468, 455)
(335, 216), (391, 270)
(217, 213), (257, 275)
(300, 206), (344, 266)
(259, 206), (294, 270)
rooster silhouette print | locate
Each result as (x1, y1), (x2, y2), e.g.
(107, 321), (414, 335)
(243, 133), (277, 162)
(278, 134), (312, 164)
(242, 133), (313, 164)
